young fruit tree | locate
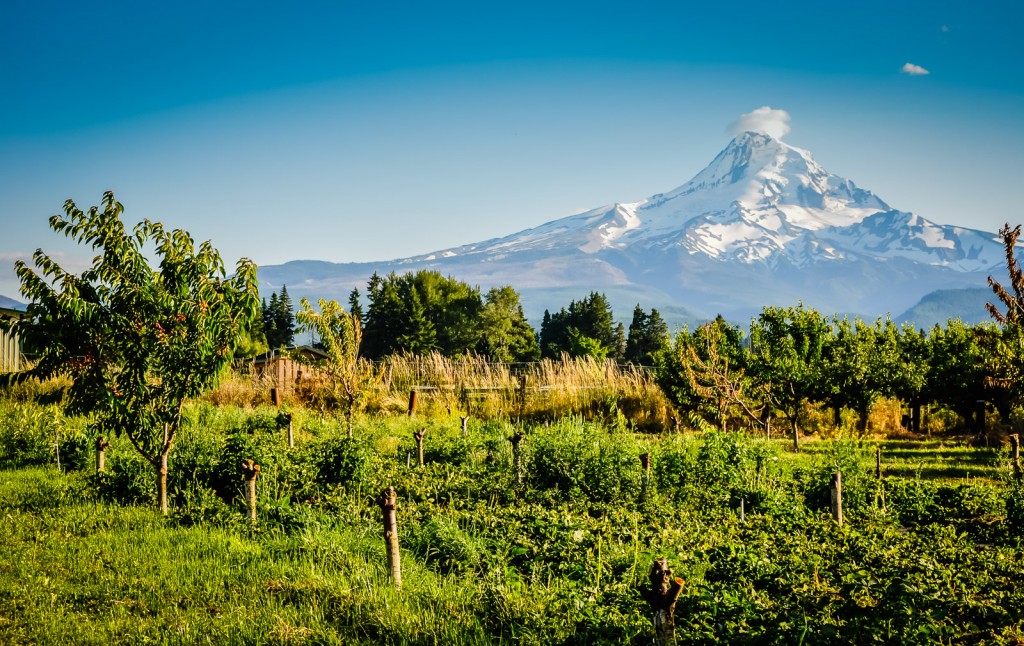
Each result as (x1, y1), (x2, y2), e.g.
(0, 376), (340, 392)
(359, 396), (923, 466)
(294, 297), (377, 436)
(1, 192), (259, 514)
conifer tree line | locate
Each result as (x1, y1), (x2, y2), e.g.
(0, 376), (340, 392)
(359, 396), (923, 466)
(261, 285), (295, 349)
(253, 271), (672, 364)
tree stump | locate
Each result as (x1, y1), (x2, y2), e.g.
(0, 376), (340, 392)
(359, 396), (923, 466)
(830, 471), (843, 527)
(241, 459), (260, 524)
(510, 432), (525, 484)
(461, 415), (469, 437)
(285, 413), (294, 449)
(271, 387), (281, 408)
(644, 558), (683, 646)
(95, 436), (110, 474)
(378, 487), (401, 589)
(413, 428), (426, 468)
(639, 452), (651, 503)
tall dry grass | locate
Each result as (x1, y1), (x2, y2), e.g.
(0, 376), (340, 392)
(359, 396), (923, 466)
(204, 352), (672, 431)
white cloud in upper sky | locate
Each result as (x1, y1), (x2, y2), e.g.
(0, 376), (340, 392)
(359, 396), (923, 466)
(901, 62), (930, 76)
(728, 106), (792, 139)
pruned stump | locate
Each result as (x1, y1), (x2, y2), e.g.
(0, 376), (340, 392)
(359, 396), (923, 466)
(639, 452), (651, 503)
(875, 446), (882, 479)
(241, 459), (261, 524)
(286, 414), (294, 449)
(460, 415), (469, 437)
(830, 471), (843, 527)
(644, 558), (683, 646)
(378, 487), (401, 589)
(510, 432), (525, 485)
(95, 436), (110, 474)
(270, 387), (281, 408)
(413, 428), (426, 468)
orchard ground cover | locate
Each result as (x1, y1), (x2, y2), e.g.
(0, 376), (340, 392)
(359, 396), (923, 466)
(2, 399), (1024, 644)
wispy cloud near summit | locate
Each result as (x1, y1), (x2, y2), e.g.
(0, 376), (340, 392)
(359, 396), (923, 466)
(728, 106), (791, 140)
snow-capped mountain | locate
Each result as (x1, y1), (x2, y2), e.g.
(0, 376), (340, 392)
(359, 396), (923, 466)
(260, 132), (1005, 326)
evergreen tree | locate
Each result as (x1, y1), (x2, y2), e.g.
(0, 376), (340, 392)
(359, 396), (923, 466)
(613, 322), (627, 362)
(348, 287), (363, 322)
(275, 285), (295, 348)
(263, 292), (281, 348)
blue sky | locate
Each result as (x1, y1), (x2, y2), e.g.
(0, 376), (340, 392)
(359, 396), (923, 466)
(1, 0), (1022, 297)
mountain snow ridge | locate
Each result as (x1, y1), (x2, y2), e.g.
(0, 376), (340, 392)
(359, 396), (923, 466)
(399, 131), (1000, 273)
(260, 131), (1004, 325)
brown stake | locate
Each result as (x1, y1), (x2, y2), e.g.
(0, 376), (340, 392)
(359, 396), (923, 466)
(875, 445), (882, 479)
(830, 471), (843, 527)
(510, 432), (525, 484)
(460, 415), (469, 436)
(413, 428), (426, 468)
(241, 459), (261, 524)
(271, 387), (281, 408)
(95, 436), (110, 474)
(639, 452), (651, 503)
(285, 413), (294, 449)
(378, 487), (401, 588)
(407, 390), (418, 417)
(644, 558), (684, 646)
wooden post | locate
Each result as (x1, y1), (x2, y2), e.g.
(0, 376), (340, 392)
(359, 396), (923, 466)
(287, 414), (294, 449)
(271, 387), (281, 408)
(241, 459), (260, 524)
(639, 452), (651, 503)
(830, 471), (843, 527)
(413, 428), (426, 468)
(739, 497), (745, 521)
(95, 436), (109, 474)
(460, 415), (469, 436)
(407, 390), (418, 417)
(510, 432), (525, 484)
(644, 558), (684, 646)
(1011, 434), (1022, 480)
(378, 487), (401, 589)
(875, 445), (882, 479)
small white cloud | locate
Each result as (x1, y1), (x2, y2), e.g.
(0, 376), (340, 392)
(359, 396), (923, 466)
(901, 62), (930, 76)
(728, 106), (792, 140)
(941, 25), (950, 33)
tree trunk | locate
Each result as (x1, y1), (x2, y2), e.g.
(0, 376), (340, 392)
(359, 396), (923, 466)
(156, 453), (169, 516)
(461, 415), (469, 436)
(791, 417), (800, 451)
(95, 436), (109, 474)
(241, 459), (260, 525)
(378, 487), (401, 588)
(639, 453), (651, 504)
(510, 432), (525, 485)
(407, 390), (418, 417)
(414, 428), (426, 468)
(856, 405), (870, 437)
(644, 558), (683, 646)
(911, 400), (922, 434)
(833, 405), (842, 430)
(1011, 434), (1022, 480)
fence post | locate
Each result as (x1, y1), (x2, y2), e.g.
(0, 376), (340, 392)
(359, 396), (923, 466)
(639, 452), (651, 503)
(510, 432), (525, 484)
(830, 471), (843, 527)
(644, 558), (683, 646)
(95, 436), (109, 474)
(1011, 434), (1022, 480)
(461, 415), (469, 437)
(407, 390), (418, 417)
(518, 374), (528, 418)
(241, 459), (260, 525)
(285, 413), (294, 449)
(271, 387), (281, 408)
(379, 487), (401, 589)
(875, 446), (882, 479)
(414, 428), (426, 468)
